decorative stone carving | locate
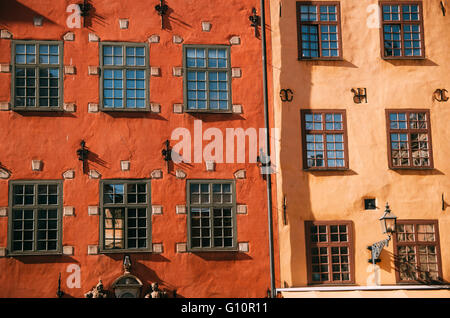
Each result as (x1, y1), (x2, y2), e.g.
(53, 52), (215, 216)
(145, 282), (168, 298)
(232, 104), (243, 114)
(201, 21), (211, 32)
(63, 206), (74, 216)
(176, 243), (187, 253)
(234, 169), (246, 179)
(112, 274), (143, 298)
(205, 160), (215, 172)
(176, 205), (186, 214)
(0, 102), (10, 111)
(151, 169), (163, 179)
(150, 103), (161, 113)
(150, 67), (161, 77)
(173, 66), (182, 77)
(232, 67), (242, 78)
(31, 160), (42, 171)
(62, 170), (75, 179)
(63, 103), (76, 112)
(64, 65), (75, 75)
(89, 170), (101, 179)
(121, 160), (130, 171)
(85, 280), (108, 298)
(88, 66), (99, 75)
(175, 169), (187, 179)
(119, 19), (129, 29)
(238, 242), (249, 253)
(0, 64), (11, 73)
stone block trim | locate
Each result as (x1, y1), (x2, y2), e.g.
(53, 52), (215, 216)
(63, 246), (74, 255)
(0, 208), (7, 217)
(88, 33), (99, 42)
(31, 160), (43, 171)
(201, 21), (212, 32)
(63, 103), (76, 112)
(88, 103), (99, 113)
(152, 205), (163, 215)
(150, 67), (161, 77)
(88, 66), (99, 75)
(87, 245), (99, 255)
(0, 247), (6, 257)
(238, 242), (249, 253)
(173, 35), (183, 44)
(33, 16), (43, 27)
(89, 170), (101, 179)
(234, 169), (246, 179)
(151, 169), (163, 179)
(121, 160), (130, 171)
(152, 243), (163, 253)
(63, 32), (75, 41)
(0, 30), (13, 39)
(0, 64), (11, 73)
(175, 169), (187, 179)
(63, 170), (75, 179)
(64, 65), (76, 75)
(150, 103), (161, 113)
(232, 104), (243, 114)
(173, 104), (184, 113)
(119, 19), (129, 29)
(229, 36), (241, 45)
(176, 243), (187, 253)
(231, 67), (242, 78)
(0, 169), (11, 179)
(176, 205), (186, 214)
(63, 206), (75, 216)
(173, 67), (182, 77)
(236, 205), (247, 215)
(88, 206), (99, 216)
(205, 160), (215, 172)
(0, 102), (10, 111)
(148, 34), (160, 43)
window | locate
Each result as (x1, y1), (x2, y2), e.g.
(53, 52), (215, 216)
(394, 220), (443, 283)
(305, 221), (354, 284)
(301, 110), (348, 170)
(380, 2), (425, 58)
(8, 181), (63, 255)
(386, 109), (433, 169)
(296, 2), (342, 59)
(99, 180), (151, 252)
(12, 41), (63, 110)
(99, 43), (149, 111)
(187, 180), (237, 251)
(183, 45), (231, 112)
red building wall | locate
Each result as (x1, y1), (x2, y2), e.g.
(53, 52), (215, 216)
(0, 0), (277, 298)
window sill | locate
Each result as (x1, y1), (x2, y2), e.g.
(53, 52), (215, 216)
(297, 57), (344, 62)
(99, 249), (153, 254)
(390, 166), (434, 171)
(303, 167), (349, 172)
(7, 251), (63, 257)
(12, 107), (64, 112)
(187, 247), (240, 253)
(382, 56), (426, 61)
(184, 109), (233, 114)
(100, 108), (151, 113)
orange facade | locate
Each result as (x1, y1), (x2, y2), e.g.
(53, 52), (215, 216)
(0, 0), (278, 298)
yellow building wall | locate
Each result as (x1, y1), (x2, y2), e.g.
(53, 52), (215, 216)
(270, 0), (450, 289)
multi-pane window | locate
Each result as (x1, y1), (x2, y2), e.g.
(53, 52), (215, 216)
(305, 221), (354, 284)
(8, 181), (62, 255)
(12, 41), (63, 110)
(100, 180), (151, 251)
(187, 180), (236, 251)
(183, 45), (231, 111)
(394, 220), (443, 283)
(301, 110), (348, 169)
(380, 2), (424, 58)
(386, 110), (433, 169)
(296, 2), (342, 59)
(100, 43), (149, 110)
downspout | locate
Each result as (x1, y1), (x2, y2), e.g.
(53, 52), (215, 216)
(259, 0), (276, 298)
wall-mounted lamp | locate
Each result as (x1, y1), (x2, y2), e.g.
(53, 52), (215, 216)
(123, 255), (131, 274)
(367, 202), (397, 264)
(56, 273), (64, 298)
(249, 8), (260, 37)
(161, 139), (172, 173)
(155, 0), (168, 29)
(78, 0), (92, 27)
(76, 140), (89, 174)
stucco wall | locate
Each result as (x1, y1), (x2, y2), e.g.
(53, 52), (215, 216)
(0, 0), (278, 298)
(270, 0), (450, 288)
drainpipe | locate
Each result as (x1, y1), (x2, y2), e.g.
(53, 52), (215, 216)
(259, 0), (276, 298)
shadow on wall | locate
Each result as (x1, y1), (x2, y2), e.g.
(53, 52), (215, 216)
(0, 0), (58, 28)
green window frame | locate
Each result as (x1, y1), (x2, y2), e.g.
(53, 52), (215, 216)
(183, 45), (232, 113)
(186, 180), (237, 251)
(99, 42), (150, 112)
(99, 179), (152, 253)
(11, 40), (64, 111)
(8, 180), (63, 256)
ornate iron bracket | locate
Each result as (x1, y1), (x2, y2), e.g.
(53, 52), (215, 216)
(161, 139), (172, 173)
(155, 0), (169, 29)
(249, 8), (260, 37)
(433, 89), (448, 102)
(280, 89), (294, 102)
(78, 0), (92, 27)
(76, 140), (89, 173)
(351, 88), (367, 104)
(56, 273), (64, 298)
(367, 236), (391, 263)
